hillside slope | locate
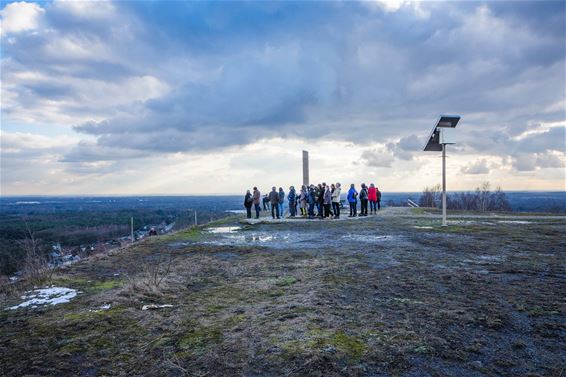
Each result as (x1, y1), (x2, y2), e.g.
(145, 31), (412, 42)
(1, 208), (565, 376)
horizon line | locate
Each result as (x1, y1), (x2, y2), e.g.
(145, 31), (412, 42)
(1, 189), (565, 198)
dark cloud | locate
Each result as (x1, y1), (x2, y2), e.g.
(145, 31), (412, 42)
(1, 1), (564, 164)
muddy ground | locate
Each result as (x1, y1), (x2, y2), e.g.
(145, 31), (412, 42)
(1, 208), (565, 376)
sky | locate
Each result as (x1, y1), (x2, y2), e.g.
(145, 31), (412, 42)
(1, 0), (565, 195)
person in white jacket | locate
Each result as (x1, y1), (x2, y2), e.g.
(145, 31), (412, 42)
(331, 183), (342, 219)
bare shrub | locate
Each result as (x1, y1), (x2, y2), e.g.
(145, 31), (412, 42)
(125, 253), (174, 296)
(419, 184), (441, 208)
(419, 181), (511, 211)
(18, 221), (53, 287)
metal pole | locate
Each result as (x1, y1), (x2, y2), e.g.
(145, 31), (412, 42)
(442, 143), (447, 226)
(194, 210), (197, 226)
(131, 217), (134, 243)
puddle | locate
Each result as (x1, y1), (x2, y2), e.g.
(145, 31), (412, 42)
(497, 220), (532, 224)
(448, 220), (495, 226)
(207, 226), (241, 234)
(7, 287), (80, 310)
(341, 234), (394, 243)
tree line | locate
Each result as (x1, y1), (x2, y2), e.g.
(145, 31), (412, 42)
(419, 182), (511, 211)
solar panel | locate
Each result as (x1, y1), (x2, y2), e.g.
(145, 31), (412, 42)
(436, 115), (460, 128)
(423, 115), (460, 151)
(424, 129), (443, 151)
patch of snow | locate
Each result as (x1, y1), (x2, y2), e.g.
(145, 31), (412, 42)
(413, 226), (433, 229)
(142, 304), (174, 310)
(89, 304), (112, 312)
(207, 226), (241, 234)
(7, 286), (80, 310)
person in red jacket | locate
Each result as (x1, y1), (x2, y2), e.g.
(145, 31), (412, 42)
(368, 183), (378, 214)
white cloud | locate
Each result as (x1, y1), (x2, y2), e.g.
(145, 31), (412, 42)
(461, 159), (490, 175)
(52, 0), (116, 20)
(0, 1), (44, 34)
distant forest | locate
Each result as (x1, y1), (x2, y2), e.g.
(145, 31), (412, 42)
(0, 206), (227, 276)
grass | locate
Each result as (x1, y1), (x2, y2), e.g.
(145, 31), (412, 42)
(1, 209), (564, 376)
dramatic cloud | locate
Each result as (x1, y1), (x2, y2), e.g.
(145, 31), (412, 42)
(1, 1), (564, 194)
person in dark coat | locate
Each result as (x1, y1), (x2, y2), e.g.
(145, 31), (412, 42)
(288, 186), (297, 217)
(359, 183), (369, 216)
(307, 185), (316, 218)
(244, 190), (253, 218)
(376, 186), (382, 210)
(269, 186), (280, 219)
(317, 183), (325, 218)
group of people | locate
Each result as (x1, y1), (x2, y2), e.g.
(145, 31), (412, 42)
(244, 183), (382, 219)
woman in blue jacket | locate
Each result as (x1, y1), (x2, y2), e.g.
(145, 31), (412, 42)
(347, 184), (358, 217)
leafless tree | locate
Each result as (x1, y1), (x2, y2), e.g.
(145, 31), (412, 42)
(18, 219), (53, 287)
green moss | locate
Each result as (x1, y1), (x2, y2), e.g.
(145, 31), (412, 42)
(329, 332), (367, 360)
(275, 276), (297, 287)
(178, 326), (223, 352)
(412, 345), (430, 354)
(266, 288), (284, 297)
(526, 306), (560, 317)
(306, 329), (367, 361)
(90, 280), (123, 291)
(205, 303), (226, 314)
(163, 226), (203, 241)
(224, 314), (246, 327)
(64, 306), (125, 322)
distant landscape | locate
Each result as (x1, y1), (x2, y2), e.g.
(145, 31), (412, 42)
(1, 191), (564, 276)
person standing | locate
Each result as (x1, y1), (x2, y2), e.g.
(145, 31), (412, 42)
(359, 183), (369, 216)
(368, 183), (377, 214)
(317, 184), (325, 218)
(288, 186), (297, 217)
(332, 183), (341, 219)
(269, 187), (280, 219)
(376, 186), (382, 210)
(323, 184), (332, 218)
(262, 194), (270, 211)
(347, 184), (358, 217)
(278, 187), (285, 217)
(307, 185), (316, 218)
(252, 187), (261, 219)
(300, 185), (307, 216)
(244, 190), (253, 218)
